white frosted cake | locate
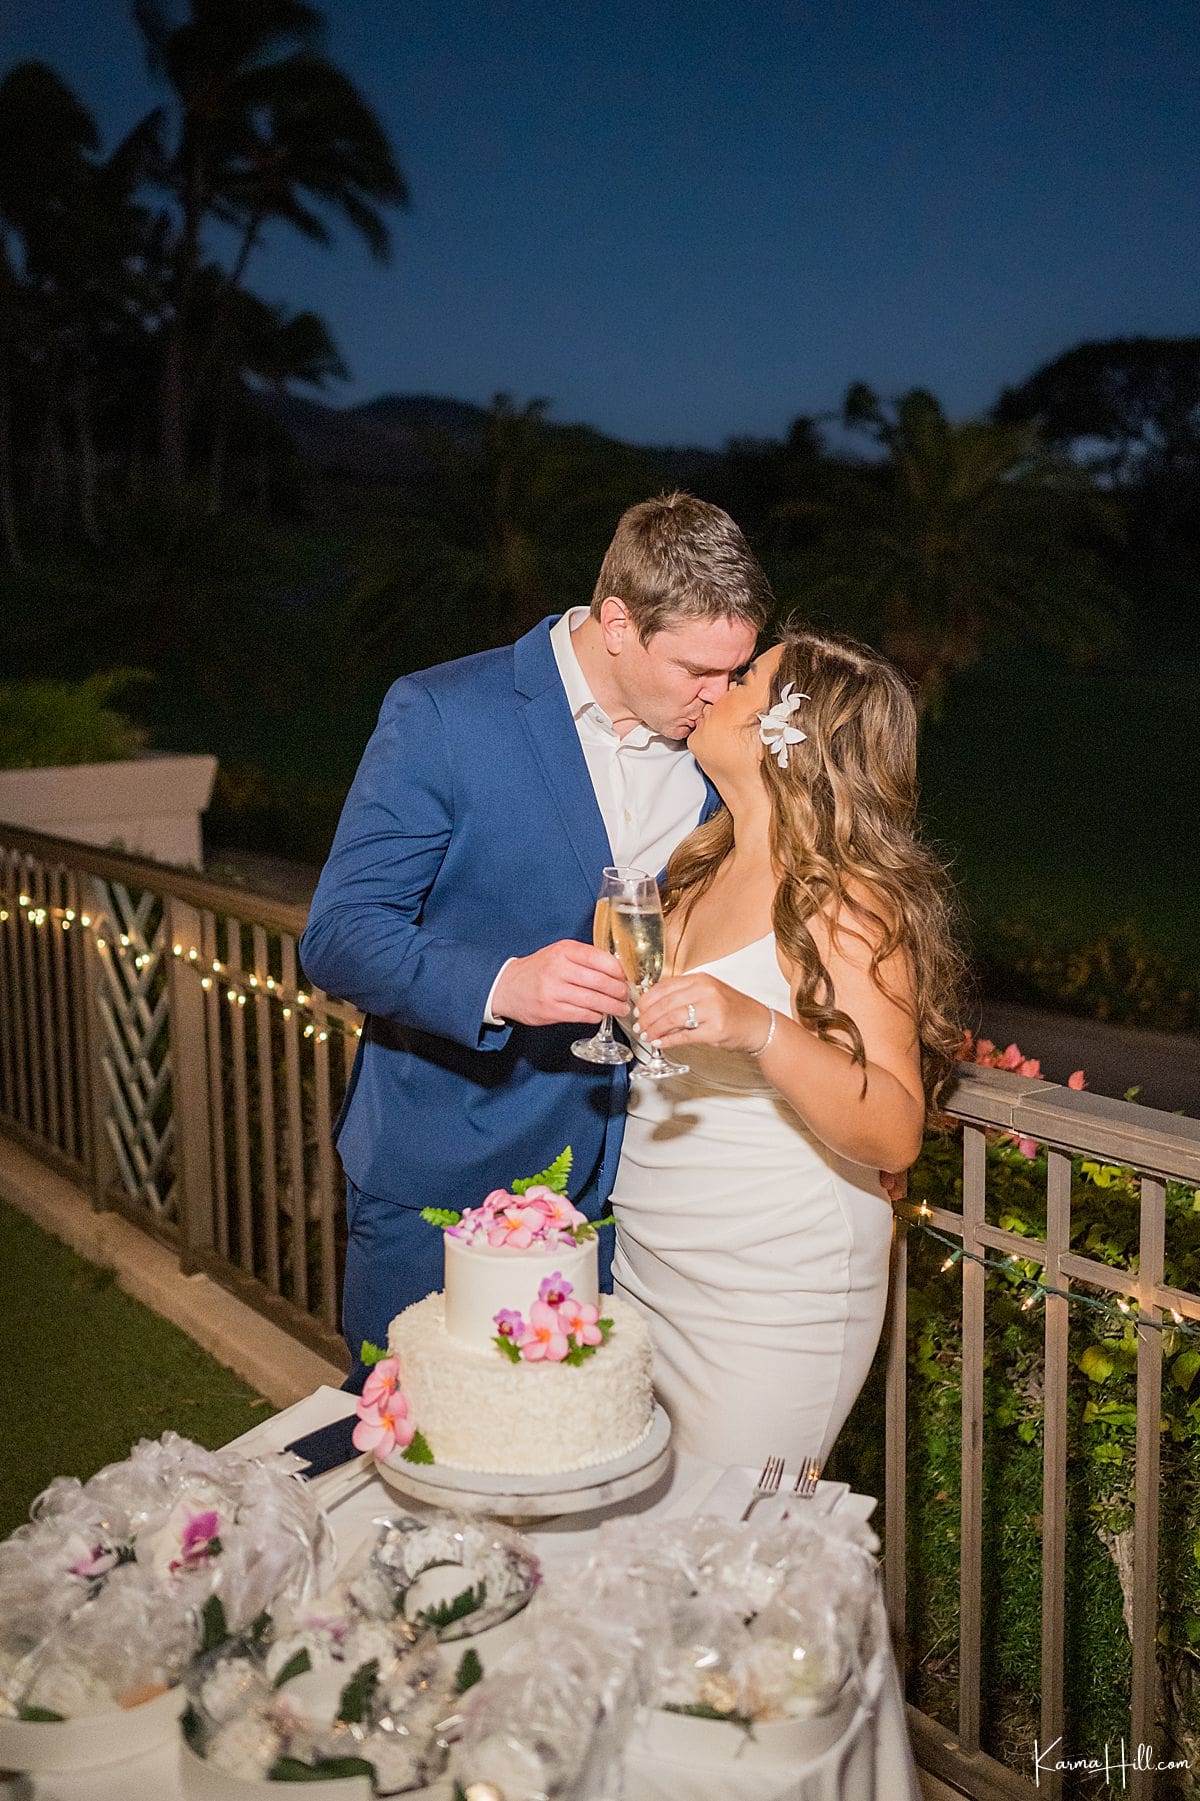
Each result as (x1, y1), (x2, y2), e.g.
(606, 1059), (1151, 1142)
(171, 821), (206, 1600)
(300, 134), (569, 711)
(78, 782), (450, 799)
(373, 1160), (654, 1476)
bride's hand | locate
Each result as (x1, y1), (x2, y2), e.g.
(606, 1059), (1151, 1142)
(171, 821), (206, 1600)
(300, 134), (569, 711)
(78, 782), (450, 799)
(633, 974), (771, 1054)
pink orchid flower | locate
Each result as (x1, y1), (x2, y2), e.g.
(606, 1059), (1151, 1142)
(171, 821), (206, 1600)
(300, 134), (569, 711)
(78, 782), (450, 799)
(537, 1272), (573, 1307)
(517, 1300), (570, 1362)
(362, 1356), (402, 1410)
(494, 1307), (525, 1338)
(352, 1386), (414, 1457)
(68, 1542), (118, 1580)
(487, 1205), (545, 1249)
(559, 1298), (602, 1347)
(168, 1509), (222, 1573)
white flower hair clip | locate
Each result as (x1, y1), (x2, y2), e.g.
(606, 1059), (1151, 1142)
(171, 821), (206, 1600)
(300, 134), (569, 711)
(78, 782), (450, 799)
(757, 682), (809, 769)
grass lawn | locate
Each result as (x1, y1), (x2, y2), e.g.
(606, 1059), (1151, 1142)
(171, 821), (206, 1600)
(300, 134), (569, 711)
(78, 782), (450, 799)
(0, 1198), (278, 1539)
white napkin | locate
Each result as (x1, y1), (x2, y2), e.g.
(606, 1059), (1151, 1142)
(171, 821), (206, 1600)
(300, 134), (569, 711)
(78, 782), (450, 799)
(698, 1464), (855, 1525)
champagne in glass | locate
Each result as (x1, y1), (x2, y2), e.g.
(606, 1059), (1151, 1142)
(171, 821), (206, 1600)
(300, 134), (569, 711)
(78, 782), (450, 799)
(612, 876), (688, 1080)
(609, 903), (665, 989)
(570, 868), (640, 1065)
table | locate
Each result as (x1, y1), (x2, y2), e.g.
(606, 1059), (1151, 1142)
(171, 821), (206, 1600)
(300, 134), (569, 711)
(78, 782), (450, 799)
(15, 1388), (921, 1801)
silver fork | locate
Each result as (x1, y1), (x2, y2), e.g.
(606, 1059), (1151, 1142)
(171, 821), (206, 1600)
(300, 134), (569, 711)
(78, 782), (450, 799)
(793, 1454), (822, 1500)
(739, 1454), (784, 1522)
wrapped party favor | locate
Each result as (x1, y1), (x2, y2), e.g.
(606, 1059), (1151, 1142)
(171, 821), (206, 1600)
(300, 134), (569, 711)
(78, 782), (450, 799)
(355, 1513), (540, 1640)
(179, 1576), (460, 1795)
(451, 1501), (881, 1797)
(0, 1430), (333, 1753)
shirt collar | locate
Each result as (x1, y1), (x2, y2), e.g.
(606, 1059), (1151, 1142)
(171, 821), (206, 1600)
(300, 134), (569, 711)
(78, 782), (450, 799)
(549, 607), (601, 723)
(550, 606), (680, 750)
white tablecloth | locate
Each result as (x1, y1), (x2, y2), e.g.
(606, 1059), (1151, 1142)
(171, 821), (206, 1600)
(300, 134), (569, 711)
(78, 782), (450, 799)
(14, 1388), (921, 1801)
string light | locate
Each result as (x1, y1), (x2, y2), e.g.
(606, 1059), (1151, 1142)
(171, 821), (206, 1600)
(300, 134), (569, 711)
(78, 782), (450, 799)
(0, 886), (361, 1046)
(910, 1215), (1196, 1340)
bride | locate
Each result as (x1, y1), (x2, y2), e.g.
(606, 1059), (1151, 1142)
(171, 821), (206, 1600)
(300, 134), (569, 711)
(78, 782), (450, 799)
(609, 627), (964, 1468)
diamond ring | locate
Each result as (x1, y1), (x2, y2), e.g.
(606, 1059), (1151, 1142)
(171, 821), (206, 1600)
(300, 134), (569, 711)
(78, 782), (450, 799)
(685, 1003), (699, 1031)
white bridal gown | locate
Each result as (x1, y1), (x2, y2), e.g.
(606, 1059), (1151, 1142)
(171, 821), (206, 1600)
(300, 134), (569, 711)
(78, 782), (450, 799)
(610, 934), (896, 1468)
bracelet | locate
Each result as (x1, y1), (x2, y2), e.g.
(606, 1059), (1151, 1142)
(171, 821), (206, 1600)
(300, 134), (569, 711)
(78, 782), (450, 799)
(749, 1006), (776, 1057)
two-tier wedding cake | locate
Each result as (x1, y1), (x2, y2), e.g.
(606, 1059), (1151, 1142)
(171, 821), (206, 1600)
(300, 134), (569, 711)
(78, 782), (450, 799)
(358, 1152), (655, 1476)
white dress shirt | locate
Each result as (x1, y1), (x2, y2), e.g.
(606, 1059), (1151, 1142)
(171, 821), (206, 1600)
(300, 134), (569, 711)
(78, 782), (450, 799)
(484, 608), (708, 1024)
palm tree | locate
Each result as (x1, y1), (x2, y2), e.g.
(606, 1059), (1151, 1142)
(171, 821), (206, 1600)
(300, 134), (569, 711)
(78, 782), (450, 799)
(132, 0), (408, 500)
(788, 385), (1123, 717)
(191, 276), (347, 510)
(344, 395), (664, 664)
(0, 64), (161, 547)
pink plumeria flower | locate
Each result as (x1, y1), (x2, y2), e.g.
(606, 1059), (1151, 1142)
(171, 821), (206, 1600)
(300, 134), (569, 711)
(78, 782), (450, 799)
(352, 1387), (414, 1457)
(537, 1272), (573, 1307)
(479, 1188), (513, 1214)
(517, 1301), (570, 1362)
(494, 1307), (526, 1338)
(487, 1205), (545, 1249)
(362, 1356), (402, 1410)
(520, 1185), (559, 1216)
(558, 1298), (602, 1347)
(531, 1191), (586, 1233)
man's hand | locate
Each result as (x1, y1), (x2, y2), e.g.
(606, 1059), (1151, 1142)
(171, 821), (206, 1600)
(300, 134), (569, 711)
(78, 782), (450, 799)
(880, 1168), (909, 1206)
(492, 941), (630, 1028)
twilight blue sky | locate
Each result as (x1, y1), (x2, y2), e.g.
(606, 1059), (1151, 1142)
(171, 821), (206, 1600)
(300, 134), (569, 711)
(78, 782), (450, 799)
(8, 0), (1200, 446)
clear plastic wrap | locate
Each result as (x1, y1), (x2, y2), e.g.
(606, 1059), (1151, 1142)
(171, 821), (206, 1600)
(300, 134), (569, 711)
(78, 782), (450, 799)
(450, 1504), (880, 1798)
(0, 1432), (334, 1718)
(181, 1574), (459, 1792)
(358, 1513), (540, 1640)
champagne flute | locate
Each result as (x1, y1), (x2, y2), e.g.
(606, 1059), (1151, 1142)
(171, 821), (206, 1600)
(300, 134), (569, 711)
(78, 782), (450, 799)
(570, 866), (642, 1064)
(608, 873), (688, 1080)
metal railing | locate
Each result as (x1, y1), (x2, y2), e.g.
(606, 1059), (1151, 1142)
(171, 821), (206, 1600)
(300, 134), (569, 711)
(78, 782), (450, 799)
(3, 819), (1200, 1794)
(0, 821), (358, 1365)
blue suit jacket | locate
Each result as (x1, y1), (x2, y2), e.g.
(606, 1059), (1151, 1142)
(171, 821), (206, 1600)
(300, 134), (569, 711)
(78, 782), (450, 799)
(299, 615), (721, 1222)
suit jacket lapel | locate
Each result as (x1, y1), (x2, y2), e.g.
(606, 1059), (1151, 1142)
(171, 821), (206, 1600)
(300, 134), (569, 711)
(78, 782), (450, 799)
(514, 618), (614, 894)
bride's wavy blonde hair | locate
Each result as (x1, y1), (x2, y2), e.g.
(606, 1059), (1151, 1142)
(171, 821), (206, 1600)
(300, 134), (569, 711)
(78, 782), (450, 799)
(662, 626), (966, 1114)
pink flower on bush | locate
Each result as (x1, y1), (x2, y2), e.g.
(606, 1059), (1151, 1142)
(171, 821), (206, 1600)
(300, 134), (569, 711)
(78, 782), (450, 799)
(537, 1272), (573, 1307)
(488, 1205), (545, 1249)
(494, 1307), (525, 1338)
(559, 1298), (602, 1347)
(517, 1301), (570, 1362)
(352, 1385), (414, 1458)
(959, 1034), (1088, 1159)
(362, 1356), (402, 1410)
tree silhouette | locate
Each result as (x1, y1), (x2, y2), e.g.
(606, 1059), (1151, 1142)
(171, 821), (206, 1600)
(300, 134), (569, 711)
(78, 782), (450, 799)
(132, 0), (407, 502)
(787, 385), (1123, 717)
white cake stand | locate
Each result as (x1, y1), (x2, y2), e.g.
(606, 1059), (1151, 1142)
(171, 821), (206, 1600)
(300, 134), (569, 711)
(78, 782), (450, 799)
(373, 1402), (672, 1519)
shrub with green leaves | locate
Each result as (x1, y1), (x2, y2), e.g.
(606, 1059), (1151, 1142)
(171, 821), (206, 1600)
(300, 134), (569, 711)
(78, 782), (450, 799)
(0, 670), (152, 769)
(840, 1131), (1200, 1789)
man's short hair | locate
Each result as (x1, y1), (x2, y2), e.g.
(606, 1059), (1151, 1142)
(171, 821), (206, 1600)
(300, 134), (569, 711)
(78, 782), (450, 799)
(590, 493), (773, 639)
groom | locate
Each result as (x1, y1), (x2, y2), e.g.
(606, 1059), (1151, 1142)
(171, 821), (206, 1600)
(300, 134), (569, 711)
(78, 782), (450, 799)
(299, 493), (770, 1382)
